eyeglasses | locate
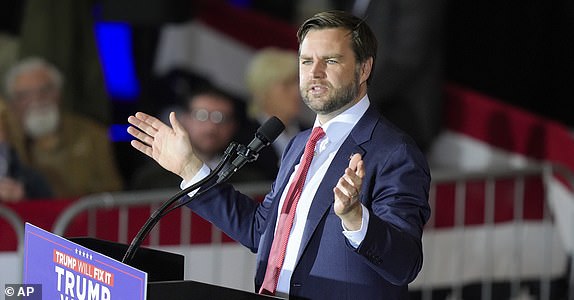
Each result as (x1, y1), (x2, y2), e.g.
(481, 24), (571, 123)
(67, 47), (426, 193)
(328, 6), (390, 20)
(190, 108), (232, 124)
(12, 84), (56, 102)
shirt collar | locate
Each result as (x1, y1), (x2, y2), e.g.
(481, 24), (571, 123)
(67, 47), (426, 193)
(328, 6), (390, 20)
(312, 95), (370, 145)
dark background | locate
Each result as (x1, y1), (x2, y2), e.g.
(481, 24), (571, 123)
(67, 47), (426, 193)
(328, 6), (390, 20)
(2, 0), (574, 182)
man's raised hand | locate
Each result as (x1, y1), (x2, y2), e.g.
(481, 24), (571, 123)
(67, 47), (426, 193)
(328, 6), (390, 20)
(127, 111), (202, 181)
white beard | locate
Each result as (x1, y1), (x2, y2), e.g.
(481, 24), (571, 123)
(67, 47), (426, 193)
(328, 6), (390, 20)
(23, 104), (60, 138)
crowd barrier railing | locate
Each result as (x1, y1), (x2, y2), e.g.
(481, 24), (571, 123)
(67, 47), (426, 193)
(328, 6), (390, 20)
(0, 203), (25, 252)
(52, 182), (273, 246)
(2, 164), (572, 299)
(412, 163), (574, 300)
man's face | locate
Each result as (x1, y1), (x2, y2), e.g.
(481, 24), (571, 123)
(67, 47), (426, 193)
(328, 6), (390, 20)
(10, 68), (61, 138)
(10, 68), (60, 120)
(183, 95), (237, 159)
(266, 75), (300, 123)
(299, 28), (366, 118)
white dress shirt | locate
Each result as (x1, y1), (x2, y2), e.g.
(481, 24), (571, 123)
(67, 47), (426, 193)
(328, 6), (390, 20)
(274, 96), (371, 294)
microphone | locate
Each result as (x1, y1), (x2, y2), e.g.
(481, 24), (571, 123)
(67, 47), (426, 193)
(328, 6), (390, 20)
(217, 116), (285, 183)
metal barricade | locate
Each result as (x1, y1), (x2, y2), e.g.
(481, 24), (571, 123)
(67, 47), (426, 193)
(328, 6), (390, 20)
(0, 203), (25, 251)
(0, 204), (25, 287)
(412, 163), (574, 300)
(51, 164), (574, 300)
(52, 183), (273, 246)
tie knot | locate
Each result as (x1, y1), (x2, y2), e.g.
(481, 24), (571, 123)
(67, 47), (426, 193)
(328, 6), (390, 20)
(309, 127), (325, 144)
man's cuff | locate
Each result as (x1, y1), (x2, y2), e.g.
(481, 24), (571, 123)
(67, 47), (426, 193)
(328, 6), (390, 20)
(180, 164), (211, 197)
(342, 203), (370, 248)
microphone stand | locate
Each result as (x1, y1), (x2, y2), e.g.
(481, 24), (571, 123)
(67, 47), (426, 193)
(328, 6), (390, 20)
(169, 143), (260, 212)
(121, 142), (240, 264)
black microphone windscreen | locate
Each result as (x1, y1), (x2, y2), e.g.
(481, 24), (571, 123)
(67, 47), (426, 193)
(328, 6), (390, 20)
(257, 116), (285, 143)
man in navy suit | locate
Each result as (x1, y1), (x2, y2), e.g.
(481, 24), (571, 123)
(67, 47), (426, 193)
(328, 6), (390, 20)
(128, 10), (430, 300)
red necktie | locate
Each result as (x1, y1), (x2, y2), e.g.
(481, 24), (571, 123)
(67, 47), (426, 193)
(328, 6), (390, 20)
(259, 127), (325, 295)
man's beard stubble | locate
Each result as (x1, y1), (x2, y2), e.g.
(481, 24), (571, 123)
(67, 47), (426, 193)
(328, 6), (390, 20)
(301, 71), (360, 115)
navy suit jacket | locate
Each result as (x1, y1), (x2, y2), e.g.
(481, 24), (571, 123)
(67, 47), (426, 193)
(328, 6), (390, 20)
(187, 105), (431, 299)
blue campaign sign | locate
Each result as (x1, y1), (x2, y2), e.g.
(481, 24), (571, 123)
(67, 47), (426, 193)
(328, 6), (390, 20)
(23, 223), (147, 300)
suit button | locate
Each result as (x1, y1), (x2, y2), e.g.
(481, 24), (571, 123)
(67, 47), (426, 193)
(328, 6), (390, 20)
(292, 283), (302, 287)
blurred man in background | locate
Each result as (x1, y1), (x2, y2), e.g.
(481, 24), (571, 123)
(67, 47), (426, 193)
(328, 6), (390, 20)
(130, 83), (271, 190)
(245, 47), (310, 177)
(0, 98), (52, 202)
(3, 57), (123, 198)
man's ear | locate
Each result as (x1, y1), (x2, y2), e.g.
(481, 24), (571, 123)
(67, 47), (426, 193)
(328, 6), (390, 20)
(360, 57), (374, 84)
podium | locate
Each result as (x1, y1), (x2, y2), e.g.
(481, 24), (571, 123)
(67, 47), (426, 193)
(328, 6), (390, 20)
(148, 280), (280, 300)
(71, 237), (279, 300)
(69, 237), (184, 282)
(23, 223), (277, 300)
